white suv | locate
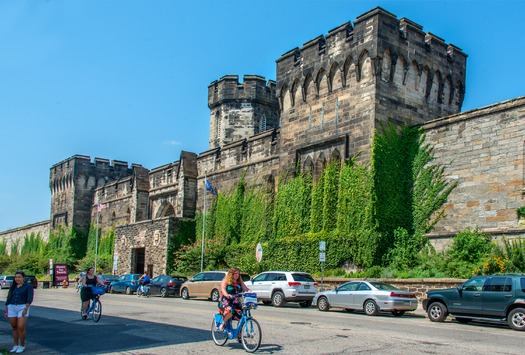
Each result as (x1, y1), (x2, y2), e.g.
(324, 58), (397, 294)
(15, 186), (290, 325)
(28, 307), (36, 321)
(248, 271), (318, 307)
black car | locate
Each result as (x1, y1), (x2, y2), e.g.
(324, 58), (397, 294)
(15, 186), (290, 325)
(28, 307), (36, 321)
(25, 275), (38, 289)
(99, 274), (119, 292)
(423, 274), (525, 331)
(149, 275), (188, 297)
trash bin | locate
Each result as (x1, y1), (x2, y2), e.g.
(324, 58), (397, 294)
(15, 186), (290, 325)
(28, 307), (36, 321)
(42, 281), (50, 289)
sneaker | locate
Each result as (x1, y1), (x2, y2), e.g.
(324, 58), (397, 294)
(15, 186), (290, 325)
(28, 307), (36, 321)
(15, 346), (24, 353)
(9, 346), (19, 353)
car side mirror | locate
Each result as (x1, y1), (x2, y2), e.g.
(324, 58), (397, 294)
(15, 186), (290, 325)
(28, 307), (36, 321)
(457, 286), (463, 296)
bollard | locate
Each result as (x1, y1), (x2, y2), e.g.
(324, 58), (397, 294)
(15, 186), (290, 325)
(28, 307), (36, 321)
(62, 279), (67, 288)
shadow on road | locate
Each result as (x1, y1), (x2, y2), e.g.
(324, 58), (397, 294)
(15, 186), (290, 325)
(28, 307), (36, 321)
(0, 302), (211, 354)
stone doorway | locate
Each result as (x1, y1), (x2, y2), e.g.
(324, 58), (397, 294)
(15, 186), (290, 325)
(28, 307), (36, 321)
(133, 247), (145, 274)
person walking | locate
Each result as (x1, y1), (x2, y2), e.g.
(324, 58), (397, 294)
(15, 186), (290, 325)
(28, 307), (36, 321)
(80, 267), (104, 319)
(4, 270), (34, 353)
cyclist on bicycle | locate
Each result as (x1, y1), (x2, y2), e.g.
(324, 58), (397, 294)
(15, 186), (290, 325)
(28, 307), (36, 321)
(80, 267), (104, 319)
(138, 271), (150, 297)
(218, 267), (251, 337)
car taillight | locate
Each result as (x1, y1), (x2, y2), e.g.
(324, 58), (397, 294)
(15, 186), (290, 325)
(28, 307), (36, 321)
(313, 282), (318, 286)
(288, 282), (301, 287)
(390, 292), (416, 298)
(131, 281), (136, 285)
(167, 281), (174, 287)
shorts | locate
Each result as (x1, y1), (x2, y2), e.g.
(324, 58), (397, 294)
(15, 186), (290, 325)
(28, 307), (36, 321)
(7, 304), (30, 318)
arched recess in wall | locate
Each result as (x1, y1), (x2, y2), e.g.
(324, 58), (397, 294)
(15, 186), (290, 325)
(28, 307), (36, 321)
(357, 50), (372, 83)
(442, 75), (452, 106)
(428, 70), (441, 105)
(290, 79), (299, 107)
(381, 49), (392, 82)
(330, 149), (341, 166)
(342, 55), (354, 88)
(418, 65), (430, 96)
(328, 62), (341, 92)
(406, 60), (419, 91)
(393, 54), (406, 87)
(303, 156), (314, 176)
(316, 67), (328, 97)
(281, 83), (291, 111)
(155, 201), (176, 219)
(314, 152), (326, 181)
(303, 74), (314, 102)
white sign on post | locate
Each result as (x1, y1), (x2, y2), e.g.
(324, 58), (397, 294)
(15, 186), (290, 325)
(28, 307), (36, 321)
(256, 243), (263, 263)
(319, 241), (326, 251)
(319, 252), (326, 262)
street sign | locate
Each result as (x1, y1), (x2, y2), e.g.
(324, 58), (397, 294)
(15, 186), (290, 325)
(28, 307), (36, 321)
(319, 241), (326, 251)
(256, 243), (263, 262)
(319, 252), (326, 262)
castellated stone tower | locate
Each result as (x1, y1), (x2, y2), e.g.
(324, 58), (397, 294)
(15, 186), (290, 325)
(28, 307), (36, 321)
(276, 7), (467, 174)
(208, 75), (280, 149)
(49, 155), (136, 234)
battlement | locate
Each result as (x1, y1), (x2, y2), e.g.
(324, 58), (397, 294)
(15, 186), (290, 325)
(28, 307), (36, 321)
(208, 75), (277, 109)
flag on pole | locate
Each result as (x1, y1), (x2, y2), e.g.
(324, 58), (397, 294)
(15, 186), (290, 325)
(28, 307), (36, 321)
(97, 201), (107, 212)
(205, 179), (217, 195)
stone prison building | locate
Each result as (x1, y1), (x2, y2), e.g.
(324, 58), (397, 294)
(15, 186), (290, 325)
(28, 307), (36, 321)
(1, 7), (524, 276)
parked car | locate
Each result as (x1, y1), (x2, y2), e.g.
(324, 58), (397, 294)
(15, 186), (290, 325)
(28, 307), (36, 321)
(180, 270), (250, 301)
(422, 274), (525, 331)
(109, 273), (142, 294)
(25, 275), (38, 289)
(0, 275), (14, 289)
(249, 271), (318, 307)
(313, 280), (418, 316)
(99, 274), (119, 292)
(149, 275), (188, 297)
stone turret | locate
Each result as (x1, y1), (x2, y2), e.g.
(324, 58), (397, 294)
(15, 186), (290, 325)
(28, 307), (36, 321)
(207, 75), (279, 149)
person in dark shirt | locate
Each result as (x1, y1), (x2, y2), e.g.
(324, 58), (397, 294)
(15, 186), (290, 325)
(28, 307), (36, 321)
(4, 270), (34, 353)
(80, 267), (104, 319)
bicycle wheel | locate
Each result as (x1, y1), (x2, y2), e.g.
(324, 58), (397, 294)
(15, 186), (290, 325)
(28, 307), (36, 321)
(241, 318), (262, 353)
(211, 316), (228, 346)
(92, 299), (102, 322)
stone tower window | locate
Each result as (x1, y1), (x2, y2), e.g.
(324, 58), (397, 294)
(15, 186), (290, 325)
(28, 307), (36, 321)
(261, 115), (267, 132)
(215, 110), (221, 141)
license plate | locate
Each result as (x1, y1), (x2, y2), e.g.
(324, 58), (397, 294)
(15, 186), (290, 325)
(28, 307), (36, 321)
(304, 285), (310, 289)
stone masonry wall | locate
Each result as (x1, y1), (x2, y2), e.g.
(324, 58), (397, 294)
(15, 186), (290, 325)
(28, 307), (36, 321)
(423, 97), (525, 236)
(0, 221), (50, 255)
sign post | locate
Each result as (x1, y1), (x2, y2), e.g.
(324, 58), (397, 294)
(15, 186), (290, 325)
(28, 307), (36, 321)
(319, 241), (326, 291)
(256, 243), (263, 263)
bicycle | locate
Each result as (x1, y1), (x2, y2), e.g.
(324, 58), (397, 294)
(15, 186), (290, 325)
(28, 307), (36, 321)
(80, 285), (105, 322)
(211, 292), (262, 353)
(137, 284), (150, 298)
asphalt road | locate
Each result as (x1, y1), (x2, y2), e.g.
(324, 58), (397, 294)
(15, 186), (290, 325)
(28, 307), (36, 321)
(0, 287), (523, 354)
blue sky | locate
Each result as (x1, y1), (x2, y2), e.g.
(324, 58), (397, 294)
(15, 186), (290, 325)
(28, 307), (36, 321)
(1, 0), (524, 232)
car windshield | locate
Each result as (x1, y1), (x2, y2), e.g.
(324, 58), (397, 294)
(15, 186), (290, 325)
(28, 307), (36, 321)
(369, 282), (398, 290)
(173, 276), (187, 282)
(292, 273), (315, 282)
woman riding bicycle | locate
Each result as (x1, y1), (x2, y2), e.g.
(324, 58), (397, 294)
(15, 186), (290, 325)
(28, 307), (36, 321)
(218, 267), (251, 336)
(80, 267), (104, 319)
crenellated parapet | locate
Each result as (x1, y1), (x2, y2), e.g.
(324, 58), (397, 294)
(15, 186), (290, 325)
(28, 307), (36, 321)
(207, 75), (280, 149)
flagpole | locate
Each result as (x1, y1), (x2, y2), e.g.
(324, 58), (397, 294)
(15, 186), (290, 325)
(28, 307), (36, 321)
(201, 175), (206, 272)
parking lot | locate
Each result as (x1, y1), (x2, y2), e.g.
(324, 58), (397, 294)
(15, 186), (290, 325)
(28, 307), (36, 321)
(0, 287), (523, 354)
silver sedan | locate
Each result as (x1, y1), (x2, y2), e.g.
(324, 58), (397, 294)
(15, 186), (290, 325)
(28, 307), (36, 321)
(313, 280), (418, 316)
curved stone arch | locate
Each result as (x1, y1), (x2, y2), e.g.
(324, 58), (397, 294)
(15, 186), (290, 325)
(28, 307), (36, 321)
(86, 175), (96, 189)
(419, 65), (430, 96)
(97, 177), (106, 188)
(428, 70), (442, 105)
(316, 67), (328, 97)
(393, 54), (406, 87)
(342, 55), (354, 88)
(280, 83), (290, 111)
(330, 149), (341, 166)
(302, 73), (314, 102)
(314, 152), (327, 181)
(290, 79), (300, 107)
(155, 201), (176, 219)
(357, 49), (372, 83)
(303, 156), (314, 176)
(328, 62), (342, 92)
(381, 48), (392, 82)
(406, 60), (419, 91)
(442, 75), (453, 106)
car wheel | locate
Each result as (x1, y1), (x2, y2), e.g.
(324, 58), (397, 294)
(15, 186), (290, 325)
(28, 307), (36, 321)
(211, 289), (220, 302)
(508, 307), (525, 331)
(455, 317), (471, 324)
(125, 286), (131, 295)
(391, 310), (405, 317)
(181, 287), (189, 300)
(299, 300), (312, 308)
(160, 287), (168, 298)
(364, 300), (379, 316)
(262, 300), (272, 305)
(272, 291), (286, 307)
(317, 296), (330, 312)
(427, 302), (448, 322)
